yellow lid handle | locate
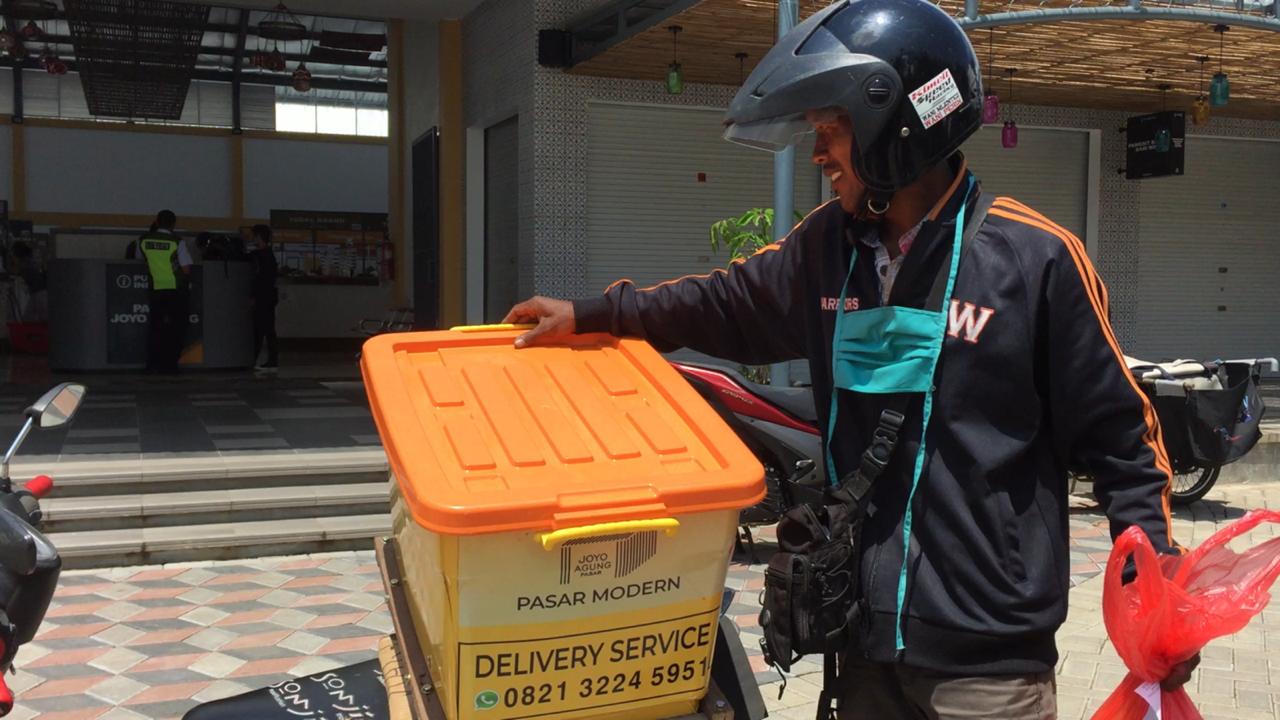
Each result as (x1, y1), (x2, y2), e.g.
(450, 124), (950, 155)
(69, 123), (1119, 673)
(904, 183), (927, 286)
(537, 518), (680, 551)
(449, 323), (536, 332)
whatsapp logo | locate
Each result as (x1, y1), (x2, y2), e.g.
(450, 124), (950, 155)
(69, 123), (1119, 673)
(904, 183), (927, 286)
(475, 690), (500, 710)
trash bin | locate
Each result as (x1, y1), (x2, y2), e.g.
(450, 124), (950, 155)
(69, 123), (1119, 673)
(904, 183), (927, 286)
(361, 326), (765, 720)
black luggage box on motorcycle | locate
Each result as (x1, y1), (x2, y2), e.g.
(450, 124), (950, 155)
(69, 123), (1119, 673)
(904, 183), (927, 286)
(1141, 361), (1264, 470)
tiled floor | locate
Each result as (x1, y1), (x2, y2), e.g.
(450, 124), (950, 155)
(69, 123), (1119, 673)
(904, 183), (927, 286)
(8, 554), (391, 720)
(0, 373), (377, 462)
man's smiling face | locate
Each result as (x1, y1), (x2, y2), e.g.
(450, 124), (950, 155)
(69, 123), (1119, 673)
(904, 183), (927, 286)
(808, 108), (862, 214)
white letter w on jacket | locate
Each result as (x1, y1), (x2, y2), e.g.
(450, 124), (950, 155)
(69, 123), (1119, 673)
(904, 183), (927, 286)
(948, 301), (996, 344)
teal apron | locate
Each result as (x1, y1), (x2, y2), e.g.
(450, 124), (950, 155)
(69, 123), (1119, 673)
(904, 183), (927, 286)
(825, 177), (978, 653)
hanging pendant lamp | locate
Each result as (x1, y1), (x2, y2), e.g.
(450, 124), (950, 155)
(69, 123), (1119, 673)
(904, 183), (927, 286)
(1210, 25), (1230, 107)
(666, 26), (684, 95)
(258, 3), (308, 42)
(1002, 69), (1018, 148)
(983, 29), (1000, 124)
(1155, 84), (1172, 152)
(1191, 55), (1211, 126)
(292, 62), (312, 92)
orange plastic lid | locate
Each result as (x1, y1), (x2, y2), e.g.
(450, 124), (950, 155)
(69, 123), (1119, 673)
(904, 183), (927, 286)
(360, 326), (765, 535)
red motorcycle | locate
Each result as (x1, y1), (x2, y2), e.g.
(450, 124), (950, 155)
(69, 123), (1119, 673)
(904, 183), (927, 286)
(0, 383), (83, 716)
(671, 363), (824, 553)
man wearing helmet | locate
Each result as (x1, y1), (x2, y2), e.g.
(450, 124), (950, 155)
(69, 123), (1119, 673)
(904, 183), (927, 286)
(507, 0), (1196, 715)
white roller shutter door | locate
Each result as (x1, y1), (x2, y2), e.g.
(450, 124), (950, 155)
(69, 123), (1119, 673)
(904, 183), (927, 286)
(587, 102), (822, 294)
(1135, 137), (1280, 362)
(961, 126), (1089, 239)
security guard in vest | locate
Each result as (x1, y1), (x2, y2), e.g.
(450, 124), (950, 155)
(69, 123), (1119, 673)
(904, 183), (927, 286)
(140, 210), (193, 373)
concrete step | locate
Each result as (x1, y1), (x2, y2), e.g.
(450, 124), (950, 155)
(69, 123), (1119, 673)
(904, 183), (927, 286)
(14, 448), (389, 498)
(51, 514), (393, 570)
(41, 481), (392, 533)
(16, 449), (395, 566)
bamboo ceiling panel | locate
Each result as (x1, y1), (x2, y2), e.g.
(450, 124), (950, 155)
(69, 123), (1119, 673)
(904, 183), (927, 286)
(569, 0), (1280, 119)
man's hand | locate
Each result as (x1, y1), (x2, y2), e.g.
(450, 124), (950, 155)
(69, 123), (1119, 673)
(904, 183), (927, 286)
(503, 296), (575, 348)
(1161, 653), (1201, 691)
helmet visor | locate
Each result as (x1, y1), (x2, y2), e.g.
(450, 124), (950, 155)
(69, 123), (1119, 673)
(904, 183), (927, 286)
(723, 113), (813, 152)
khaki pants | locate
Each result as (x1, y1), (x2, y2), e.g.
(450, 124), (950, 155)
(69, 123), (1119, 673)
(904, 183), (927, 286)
(838, 656), (1057, 720)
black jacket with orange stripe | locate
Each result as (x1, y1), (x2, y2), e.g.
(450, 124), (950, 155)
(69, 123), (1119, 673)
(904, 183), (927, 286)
(573, 163), (1178, 676)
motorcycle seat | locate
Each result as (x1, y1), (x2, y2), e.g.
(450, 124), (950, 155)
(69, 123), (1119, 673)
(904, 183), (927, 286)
(1124, 355), (1212, 380)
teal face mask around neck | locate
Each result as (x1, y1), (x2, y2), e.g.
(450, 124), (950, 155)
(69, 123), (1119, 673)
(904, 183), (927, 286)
(832, 304), (949, 394)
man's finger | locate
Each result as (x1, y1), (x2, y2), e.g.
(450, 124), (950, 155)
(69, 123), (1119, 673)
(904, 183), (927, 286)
(1160, 654), (1201, 691)
(515, 319), (550, 349)
(502, 301), (534, 324)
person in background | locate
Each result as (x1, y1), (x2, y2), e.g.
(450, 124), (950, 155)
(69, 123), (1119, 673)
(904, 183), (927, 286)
(7, 241), (47, 322)
(140, 210), (192, 373)
(248, 224), (279, 371)
(125, 222), (157, 260)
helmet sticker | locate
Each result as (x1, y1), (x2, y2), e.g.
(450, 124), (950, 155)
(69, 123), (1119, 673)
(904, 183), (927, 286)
(908, 68), (964, 130)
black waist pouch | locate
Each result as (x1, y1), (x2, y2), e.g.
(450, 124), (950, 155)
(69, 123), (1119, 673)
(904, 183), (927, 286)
(759, 502), (861, 673)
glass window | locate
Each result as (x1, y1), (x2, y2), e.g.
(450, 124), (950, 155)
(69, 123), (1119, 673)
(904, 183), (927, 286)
(276, 102), (317, 133)
(356, 108), (389, 137)
(316, 104), (357, 135)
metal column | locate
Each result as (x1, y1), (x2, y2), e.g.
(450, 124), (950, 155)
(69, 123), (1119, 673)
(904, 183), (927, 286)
(770, 0), (799, 387)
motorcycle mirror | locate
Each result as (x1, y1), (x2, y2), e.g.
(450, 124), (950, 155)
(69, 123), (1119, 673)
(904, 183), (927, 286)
(0, 510), (36, 576)
(25, 383), (86, 429)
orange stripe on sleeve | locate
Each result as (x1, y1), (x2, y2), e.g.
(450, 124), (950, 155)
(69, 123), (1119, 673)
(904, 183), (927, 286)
(990, 205), (1177, 547)
(995, 198), (1110, 308)
(991, 204), (1170, 470)
(638, 267), (732, 293)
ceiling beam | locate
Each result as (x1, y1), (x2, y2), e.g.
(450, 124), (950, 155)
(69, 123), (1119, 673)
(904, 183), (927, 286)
(201, 68), (385, 92)
(960, 5), (1280, 32)
(4, 58), (387, 93)
(15, 6), (378, 40)
(566, 0), (705, 67)
(14, 34), (388, 68)
(15, 9), (345, 41)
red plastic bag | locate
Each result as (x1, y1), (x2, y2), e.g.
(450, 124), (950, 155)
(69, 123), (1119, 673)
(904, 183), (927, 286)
(1093, 509), (1280, 720)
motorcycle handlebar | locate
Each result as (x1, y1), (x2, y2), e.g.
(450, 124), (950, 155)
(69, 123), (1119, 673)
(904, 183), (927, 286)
(23, 477), (51, 501)
(15, 476), (53, 527)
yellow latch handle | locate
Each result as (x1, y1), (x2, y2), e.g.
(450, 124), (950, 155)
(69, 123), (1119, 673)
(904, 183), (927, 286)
(537, 518), (680, 551)
(449, 323), (536, 332)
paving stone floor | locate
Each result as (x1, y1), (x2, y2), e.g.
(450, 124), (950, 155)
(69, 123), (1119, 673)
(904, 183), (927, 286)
(9, 482), (1280, 719)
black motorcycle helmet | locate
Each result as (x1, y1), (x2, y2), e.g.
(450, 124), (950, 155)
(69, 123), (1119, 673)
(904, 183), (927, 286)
(724, 0), (983, 210)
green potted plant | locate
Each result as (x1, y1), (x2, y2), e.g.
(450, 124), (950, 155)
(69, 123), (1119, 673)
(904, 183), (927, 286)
(710, 208), (802, 261)
(708, 208), (804, 385)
